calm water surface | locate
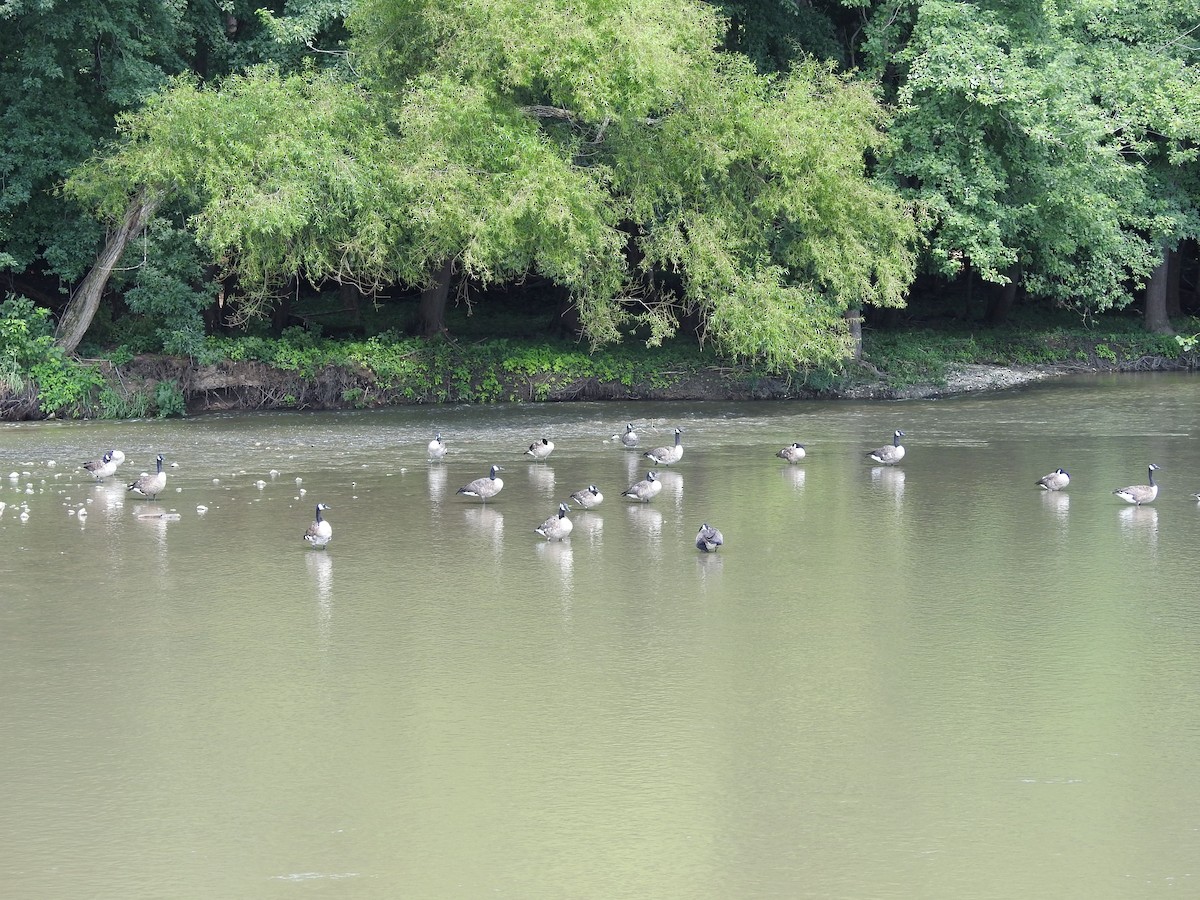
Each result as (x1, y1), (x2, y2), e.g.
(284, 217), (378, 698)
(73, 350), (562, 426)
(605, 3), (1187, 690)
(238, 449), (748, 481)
(3, 374), (1200, 898)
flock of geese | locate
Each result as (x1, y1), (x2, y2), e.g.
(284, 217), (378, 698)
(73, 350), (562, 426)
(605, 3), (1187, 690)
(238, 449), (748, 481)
(33, 422), (1171, 551)
(434, 424), (720, 551)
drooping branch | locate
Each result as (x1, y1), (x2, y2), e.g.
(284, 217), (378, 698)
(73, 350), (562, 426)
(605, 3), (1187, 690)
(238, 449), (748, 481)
(55, 187), (162, 353)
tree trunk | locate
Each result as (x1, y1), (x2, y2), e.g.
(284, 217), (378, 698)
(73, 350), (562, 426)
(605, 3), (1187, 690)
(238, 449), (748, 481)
(339, 282), (363, 331)
(55, 188), (161, 353)
(844, 306), (863, 361)
(416, 258), (453, 337)
(270, 276), (296, 336)
(1167, 247), (1182, 318)
(985, 262), (1021, 325)
(1144, 246), (1175, 335)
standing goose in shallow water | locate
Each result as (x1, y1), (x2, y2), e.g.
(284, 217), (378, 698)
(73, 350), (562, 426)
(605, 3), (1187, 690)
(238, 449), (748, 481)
(644, 428), (683, 465)
(428, 433), (447, 461)
(622, 471), (661, 502)
(868, 430), (906, 465)
(776, 443), (806, 463)
(83, 450), (117, 481)
(304, 503), (333, 548)
(613, 423), (638, 448)
(128, 455), (167, 500)
(535, 502), (574, 541)
(696, 523), (724, 553)
(569, 484), (604, 509)
(1036, 468), (1070, 491)
(457, 465), (504, 501)
(1113, 464), (1161, 506)
(525, 438), (555, 461)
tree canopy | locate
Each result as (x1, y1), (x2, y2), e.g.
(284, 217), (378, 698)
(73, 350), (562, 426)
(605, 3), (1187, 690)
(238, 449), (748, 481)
(65, 0), (916, 370)
(2, 0), (1198, 369)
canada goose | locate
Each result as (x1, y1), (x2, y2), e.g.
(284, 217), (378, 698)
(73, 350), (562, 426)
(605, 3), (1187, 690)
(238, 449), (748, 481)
(428, 433), (447, 461)
(569, 484), (604, 509)
(1113, 464), (1161, 506)
(457, 465), (505, 501)
(83, 450), (117, 481)
(868, 430), (905, 465)
(535, 502), (574, 541)
(525, 438), (555, 461)
(1036, 468), (1070, 491)
(621, 471), (661, 502)
(644, 427), (683, 465)
(776, 443), (806, 463)
(696, 523), (724, 553)
(127, 455), (167, 500)
(613, 423), (638, 448)
(304, 503), (333, 548)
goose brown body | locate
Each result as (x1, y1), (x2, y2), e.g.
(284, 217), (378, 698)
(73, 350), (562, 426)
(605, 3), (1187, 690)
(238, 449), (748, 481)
(128, 455), (167, 500)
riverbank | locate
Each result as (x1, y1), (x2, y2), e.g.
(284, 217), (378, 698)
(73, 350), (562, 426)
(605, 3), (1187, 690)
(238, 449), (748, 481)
(2, 315), (1195, 419)
(60, 346), (1200, 416)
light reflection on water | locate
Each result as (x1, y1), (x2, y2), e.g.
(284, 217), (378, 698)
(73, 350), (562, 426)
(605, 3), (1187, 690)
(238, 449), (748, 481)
(2, 374), (1200, 899)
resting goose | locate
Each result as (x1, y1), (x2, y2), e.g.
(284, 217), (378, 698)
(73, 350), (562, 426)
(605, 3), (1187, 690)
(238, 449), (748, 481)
(1036, 468), (1070, 491)
(613, 423), (638, 448)
(535, 503), (574, 541)
(304, 503), (333, 548)
(83, 450), (117, 481)
(428, 433), (447, 461)
(524, 438), (555, 461)
(868, 430), (906, 465)
(457, 465), (505, 501)
(622, 471), (661, 502)
(569, 484), (604, 509)
(1113, 464), (1161, 506)
(644, 428), (683, 465)
(695, 523), (724, 553)
(776, 443), (806, 463)
(127, 455), (167, 500)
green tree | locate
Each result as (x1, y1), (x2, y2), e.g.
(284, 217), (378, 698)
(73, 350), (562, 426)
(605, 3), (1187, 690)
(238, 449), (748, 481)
(846, 0), (1200, 326)
(67, 0), (916, 371)
(1, 1), (350, 349)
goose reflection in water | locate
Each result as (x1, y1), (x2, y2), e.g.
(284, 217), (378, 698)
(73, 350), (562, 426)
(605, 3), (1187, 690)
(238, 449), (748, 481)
(97, 481), (126, 522)
(132, 505), (175, 556)
(625, 504), (663, 558)
(535, 539), (574, 590)
(697, 548), (724, 585)
(426, 464), (448, 502)
(572, 511), (604, 544)
(655, 469), (684, 510)
(464, 505), (505, 552)
(306, 551), (335, 647)
(1040, 489), (1069, 525)
(870, 465), (906, 501)
(306, 548), (334, 603)
(1118, 505), (1158, 552)
(781, 465), (806, 492)
(526, 463), (556, 495)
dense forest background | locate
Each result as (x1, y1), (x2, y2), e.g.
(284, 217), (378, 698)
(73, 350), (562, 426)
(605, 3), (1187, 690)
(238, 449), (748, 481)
(2, 0), (1199, 410)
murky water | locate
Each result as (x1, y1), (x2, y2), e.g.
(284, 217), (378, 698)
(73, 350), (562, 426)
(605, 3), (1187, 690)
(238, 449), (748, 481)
(3, 374), (1200, 898)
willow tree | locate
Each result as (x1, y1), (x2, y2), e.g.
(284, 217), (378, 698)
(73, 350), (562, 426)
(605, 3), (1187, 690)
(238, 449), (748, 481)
(67, 0), (916, 371)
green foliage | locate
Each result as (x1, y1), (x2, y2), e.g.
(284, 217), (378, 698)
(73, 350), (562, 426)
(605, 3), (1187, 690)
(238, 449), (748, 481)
(0, 0), (353, 284)
(153, 379), (186, 417)
(862, 309), (1193, 387)
(96, 381), (152, 419)
(111, 219), (217, 348)
(714, 1), (844, 71)
(68, 0), (916, 373)
(856, 0), (1200, 317)
(0, 294), (105, 415)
